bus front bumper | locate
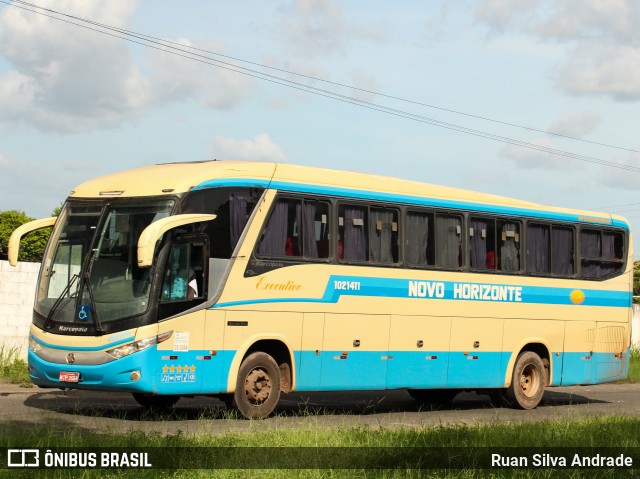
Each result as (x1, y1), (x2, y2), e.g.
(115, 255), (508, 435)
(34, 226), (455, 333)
(28, 346), (157, 393)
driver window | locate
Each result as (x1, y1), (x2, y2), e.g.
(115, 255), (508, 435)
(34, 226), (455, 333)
(161, 243), (205, 302)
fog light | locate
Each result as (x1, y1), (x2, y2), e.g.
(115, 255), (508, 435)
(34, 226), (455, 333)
(130, 371), (141, 382)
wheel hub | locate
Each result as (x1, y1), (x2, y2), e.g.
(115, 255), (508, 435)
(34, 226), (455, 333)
(245, 368), (272, 404)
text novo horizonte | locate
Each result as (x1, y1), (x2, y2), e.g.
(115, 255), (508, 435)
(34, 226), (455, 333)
(408, 281), (522, 302)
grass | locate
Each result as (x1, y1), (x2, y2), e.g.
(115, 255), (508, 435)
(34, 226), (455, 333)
(625, 347), (640, 382)
(1, 417), (640, 478)
(1, 346), (639, 477)
(0, 345), (30, 386)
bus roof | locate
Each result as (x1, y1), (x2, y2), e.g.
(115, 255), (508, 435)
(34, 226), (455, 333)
(69, 160), (627, 229)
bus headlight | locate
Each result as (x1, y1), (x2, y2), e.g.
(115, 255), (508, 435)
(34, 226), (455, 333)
(29, 336), (43, 354)
(105, 331), (173, 360)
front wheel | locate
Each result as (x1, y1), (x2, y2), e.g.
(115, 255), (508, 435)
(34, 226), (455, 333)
(506, 351), (545, 409)
(232, 352), (281, 419)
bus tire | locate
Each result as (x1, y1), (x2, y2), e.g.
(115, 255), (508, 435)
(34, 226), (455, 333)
(506, 351), (545, 409)
(132, 393), (180, 410)
(408, 388), (458, 404)
(233, 352), (281, 419)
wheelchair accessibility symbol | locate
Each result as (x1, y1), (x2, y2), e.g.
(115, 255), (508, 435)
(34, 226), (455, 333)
(78, 305), (90, 321)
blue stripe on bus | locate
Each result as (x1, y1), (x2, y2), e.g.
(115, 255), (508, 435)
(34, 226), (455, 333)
(192, 177), (628, 229)
(29, 346), (629, 394)
(30, 334), (135, 352)
(213, 275), (632, 309)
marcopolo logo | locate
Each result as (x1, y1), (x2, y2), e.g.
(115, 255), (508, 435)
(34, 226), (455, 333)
(7, 449), (40, 467)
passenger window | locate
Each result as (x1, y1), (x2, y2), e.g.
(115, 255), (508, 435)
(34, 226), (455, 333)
(435, 213), (463, 268)
(405, 211), (435, 267)
(257, 198), (330, 260)
(338, 204), (368, 262)
(470, 218), (521, 272)
(551, 226), (574, 276)
(526, 223), (550, 274)
(580, 229), (624, 279)
(369, 207), (399, 264)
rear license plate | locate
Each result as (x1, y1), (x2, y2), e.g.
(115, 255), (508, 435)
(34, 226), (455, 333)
(59, 371), (80, 383)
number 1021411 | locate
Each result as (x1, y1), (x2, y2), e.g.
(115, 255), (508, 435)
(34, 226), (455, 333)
(334, 280), (361, 291)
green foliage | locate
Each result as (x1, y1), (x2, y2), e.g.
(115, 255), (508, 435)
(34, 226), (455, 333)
(0, 345), (30, 386)
(0, 205), (61, 263)
(634, 261), (640, 304)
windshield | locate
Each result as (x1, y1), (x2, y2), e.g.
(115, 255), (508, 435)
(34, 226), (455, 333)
(36, 200), (174, 326)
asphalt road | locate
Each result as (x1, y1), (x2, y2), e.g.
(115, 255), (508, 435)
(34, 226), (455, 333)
(1, 383), (639, 435)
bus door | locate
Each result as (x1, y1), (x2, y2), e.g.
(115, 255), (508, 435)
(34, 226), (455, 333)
(155, 237), (208, 394)
(320, 313), (390, 390)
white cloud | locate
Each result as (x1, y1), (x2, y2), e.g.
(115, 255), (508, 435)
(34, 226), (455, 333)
(549, 110), (600, 137)
(277, 0), (384, 57)
(0, 0), (148, 132)
(474, 0), (540, 33)
(598, 154), (640, 191)
(553, 44), (640, 100)
(144, 38), (252, 110)
(0, 1), (253, 133)
(475, 0), (640, 102)
(211, 134), (287, 162)
(499, 136), (574, 170)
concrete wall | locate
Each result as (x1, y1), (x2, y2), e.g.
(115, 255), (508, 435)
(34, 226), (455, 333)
(0, 260), (39, 360)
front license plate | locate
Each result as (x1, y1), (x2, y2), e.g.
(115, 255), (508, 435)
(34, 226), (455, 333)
(59, 371), (80, 383)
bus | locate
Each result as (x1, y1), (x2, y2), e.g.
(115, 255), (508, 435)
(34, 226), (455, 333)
(9, 161), (632, 419)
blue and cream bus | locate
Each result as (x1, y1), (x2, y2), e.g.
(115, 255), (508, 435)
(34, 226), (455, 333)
(10, 161), (632, 418)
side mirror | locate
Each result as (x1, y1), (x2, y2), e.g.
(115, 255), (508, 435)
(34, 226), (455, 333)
(137, 214), (216, 268)
(8, 217), (57, 266)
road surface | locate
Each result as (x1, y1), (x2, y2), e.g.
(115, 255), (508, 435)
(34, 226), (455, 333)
(1, 382), (639, 435)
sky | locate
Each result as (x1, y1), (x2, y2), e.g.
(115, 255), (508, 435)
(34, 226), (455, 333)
(1, 0), (640, 255)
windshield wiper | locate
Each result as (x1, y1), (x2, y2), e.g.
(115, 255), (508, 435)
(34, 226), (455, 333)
(82, 272), (104, 335)
(44, 273), (79, 330)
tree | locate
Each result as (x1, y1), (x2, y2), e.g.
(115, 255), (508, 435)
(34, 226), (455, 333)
(0, 206), (60, 263)
(634, 261), (640, 304)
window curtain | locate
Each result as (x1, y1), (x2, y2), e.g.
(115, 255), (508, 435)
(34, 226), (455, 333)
(302, 202), (318, 259)
(469, 219), (489, 269)
(501, 223), (519, 272)
(229, 194), (247, 250)
(370, 210), (394, 263)
(435, 215), (461, 268)
(600, 233), (618, 277)
(344, 207), (367, 261)
(551, 227), (573, 275)
(580, 230), (601, 278)
(257, 200), (288, 256)
(526, 224), (549, 273)
(406, 213), (429, 265)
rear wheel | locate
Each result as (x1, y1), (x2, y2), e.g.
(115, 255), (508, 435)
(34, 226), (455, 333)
(408, 388), (458, 405)
(132, 393), (180, 410)
(232, 352), (281, 419)
(506, 351), (545, 409)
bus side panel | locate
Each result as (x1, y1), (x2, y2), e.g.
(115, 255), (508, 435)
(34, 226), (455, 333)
(561, 320), (595, 385)
(386, 315), (450, 389)
(223, 310), (303, 393)
(594, 322), (629, 382)
(296, 313), (324, 390)
(200, 309), (231, 394)
(319, 313), (389, 391)
(155, 310), (206, 395)
(447, 317), (505, 388)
